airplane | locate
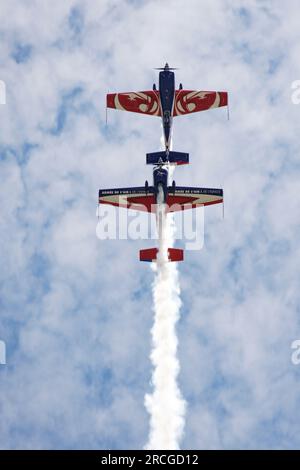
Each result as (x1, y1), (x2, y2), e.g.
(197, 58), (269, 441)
(98, 164), (224, 262)
(106, 62), (228, 151)
(99, 65), (227, 262)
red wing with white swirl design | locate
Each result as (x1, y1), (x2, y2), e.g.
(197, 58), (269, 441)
(173, 90), (228, 116)
(107, 91), (161, 116)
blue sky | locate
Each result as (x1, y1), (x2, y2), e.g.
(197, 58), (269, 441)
(0, 0), (300, 449)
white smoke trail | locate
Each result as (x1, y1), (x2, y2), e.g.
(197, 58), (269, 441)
(144, 156), (186, 449)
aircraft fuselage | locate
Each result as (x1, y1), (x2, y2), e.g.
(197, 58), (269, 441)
(153, 165), (168, 204)
(159, 68), (175, 150)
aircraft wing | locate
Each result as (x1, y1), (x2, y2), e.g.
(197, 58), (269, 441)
(99, 187), (223, 213)
(173, 90), (228, 116)
(99, 187), (156, 213)
(166, 187), (223, 211)
(107, 91), (161, 116)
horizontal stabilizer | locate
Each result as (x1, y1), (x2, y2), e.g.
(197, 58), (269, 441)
(139, 248), (184, 262)
(146, 151), (189, 165)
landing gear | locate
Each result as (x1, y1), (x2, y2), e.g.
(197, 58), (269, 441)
(172, 180), (176, 194)
(153, 84), (156, 90)
(179, 83), (183, 90)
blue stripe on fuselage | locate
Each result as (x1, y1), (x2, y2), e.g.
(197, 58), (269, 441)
(159, 71), (175, 147)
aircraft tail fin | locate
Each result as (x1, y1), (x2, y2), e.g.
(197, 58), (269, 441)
(139, 248), (184, 262)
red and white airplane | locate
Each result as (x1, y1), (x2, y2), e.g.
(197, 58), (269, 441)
(106, 62), (228, 151)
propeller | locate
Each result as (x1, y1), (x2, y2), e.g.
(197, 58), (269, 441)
(154, 63), (179, 71)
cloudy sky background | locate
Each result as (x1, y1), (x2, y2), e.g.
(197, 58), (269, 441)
(0, 0), (300, 449)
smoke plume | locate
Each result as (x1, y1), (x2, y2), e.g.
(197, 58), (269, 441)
(144, 165), (186, 450)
